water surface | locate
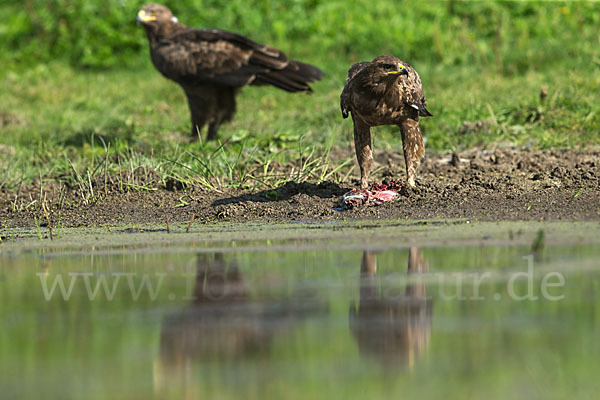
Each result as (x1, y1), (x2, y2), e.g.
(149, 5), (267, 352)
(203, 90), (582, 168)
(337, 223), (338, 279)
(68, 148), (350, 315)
(1, 221), (599, 399)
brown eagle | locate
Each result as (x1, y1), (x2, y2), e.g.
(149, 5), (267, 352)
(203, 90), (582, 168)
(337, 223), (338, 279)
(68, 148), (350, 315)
(137, 3), (323, 141)
(340, 56), (432, 188)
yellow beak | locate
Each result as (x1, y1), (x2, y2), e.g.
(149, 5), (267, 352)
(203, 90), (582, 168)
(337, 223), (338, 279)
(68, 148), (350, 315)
(137, 10), (156, 23)
(387, 67), (408, 76)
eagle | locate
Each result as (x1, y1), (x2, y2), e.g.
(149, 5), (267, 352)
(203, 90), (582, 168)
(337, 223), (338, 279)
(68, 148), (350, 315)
(137, 3), (324, 141)
(340, 56), (432, 189)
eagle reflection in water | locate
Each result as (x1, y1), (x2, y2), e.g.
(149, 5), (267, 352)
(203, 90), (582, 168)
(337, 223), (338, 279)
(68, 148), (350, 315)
(155, 253), (324, 394)
(349, 249), (433, 369)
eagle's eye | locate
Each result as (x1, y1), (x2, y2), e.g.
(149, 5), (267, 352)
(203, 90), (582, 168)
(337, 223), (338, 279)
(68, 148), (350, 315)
(382, 64), (395, 71)
(151, 10), (157, 16)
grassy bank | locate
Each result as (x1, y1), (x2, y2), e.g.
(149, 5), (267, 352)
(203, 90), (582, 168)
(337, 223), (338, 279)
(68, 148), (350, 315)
(1, 1), (599, 193)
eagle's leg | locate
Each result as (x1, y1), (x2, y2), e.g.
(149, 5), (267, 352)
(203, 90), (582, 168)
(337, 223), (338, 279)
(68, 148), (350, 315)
(352, 116), (373, 190)
(206, 122), (221, 141)
(184, 91), (209, 141)
(190, 118), (207, 141)
(399, 117), (425, 187)
(208, 88), (238, 141)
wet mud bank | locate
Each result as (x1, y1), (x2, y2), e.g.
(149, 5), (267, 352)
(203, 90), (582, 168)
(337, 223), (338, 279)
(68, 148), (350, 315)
(1, 148), (599, 228)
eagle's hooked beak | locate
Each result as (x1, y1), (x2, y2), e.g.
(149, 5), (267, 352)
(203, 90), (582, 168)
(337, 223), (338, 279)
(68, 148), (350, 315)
(387, 66), (408, 77)
(136, 10), (156, 25)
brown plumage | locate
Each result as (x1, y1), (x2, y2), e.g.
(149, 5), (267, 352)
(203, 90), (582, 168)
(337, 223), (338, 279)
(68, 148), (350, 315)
(349, 249), (432, 368)
(340, 56), (432, 188)
(137, 4), (323, 141)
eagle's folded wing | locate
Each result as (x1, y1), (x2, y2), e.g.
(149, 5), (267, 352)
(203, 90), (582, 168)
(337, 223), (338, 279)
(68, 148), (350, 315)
(153, 28), (321, 91)
(402, 69), (433, 117)
(153, 28), (299, 87)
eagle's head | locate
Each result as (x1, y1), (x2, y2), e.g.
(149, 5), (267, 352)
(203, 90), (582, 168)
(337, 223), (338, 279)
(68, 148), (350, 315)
(137, 4), (179, 30)
(370, 56), (409, 81)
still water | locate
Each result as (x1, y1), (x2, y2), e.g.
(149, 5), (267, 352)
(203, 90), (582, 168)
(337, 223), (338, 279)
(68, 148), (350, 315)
(1, 222), (599, 399)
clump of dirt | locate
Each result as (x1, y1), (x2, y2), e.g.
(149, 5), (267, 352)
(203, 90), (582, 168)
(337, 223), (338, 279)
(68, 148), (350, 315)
(1, 148), (599, 228)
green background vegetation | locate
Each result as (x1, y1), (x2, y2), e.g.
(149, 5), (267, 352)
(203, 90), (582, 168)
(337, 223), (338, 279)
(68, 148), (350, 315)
(0, 0), (599, 190)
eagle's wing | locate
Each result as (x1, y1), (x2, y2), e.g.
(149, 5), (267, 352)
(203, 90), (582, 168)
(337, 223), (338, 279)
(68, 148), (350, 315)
(341, 61), (371, 118)
(346, 62), (370, 81)
(402, 66), (433, 117)
(340, 81), (352, 119)
(153, 28), (321, 91)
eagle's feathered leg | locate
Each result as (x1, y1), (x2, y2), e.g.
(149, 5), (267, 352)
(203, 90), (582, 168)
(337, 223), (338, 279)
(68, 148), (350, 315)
(207, 88), (238, 141)
(184, 89), (212, 141)
(352, 116), (373, 190)
(398, 116), (425, 187)
(206, 122), (220, 141)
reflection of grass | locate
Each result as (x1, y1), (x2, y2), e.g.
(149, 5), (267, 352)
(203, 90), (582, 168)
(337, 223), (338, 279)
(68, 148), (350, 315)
(0, 2), (599, 195)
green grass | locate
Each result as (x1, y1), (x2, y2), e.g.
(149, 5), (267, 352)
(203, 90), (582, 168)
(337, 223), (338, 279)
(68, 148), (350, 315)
(0, 1), (599, 192)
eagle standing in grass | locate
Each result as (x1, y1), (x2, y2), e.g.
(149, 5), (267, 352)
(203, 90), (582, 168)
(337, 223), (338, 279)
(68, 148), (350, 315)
(137, 3), (323, 141)
(340, 56), (432, 189)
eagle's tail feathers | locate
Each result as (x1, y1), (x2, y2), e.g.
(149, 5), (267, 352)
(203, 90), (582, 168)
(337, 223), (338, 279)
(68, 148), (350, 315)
(255, 60), (323, 93)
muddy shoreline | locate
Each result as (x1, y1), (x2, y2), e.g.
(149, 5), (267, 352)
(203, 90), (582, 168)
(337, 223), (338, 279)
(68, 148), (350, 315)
(1, 148), (599, 228)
